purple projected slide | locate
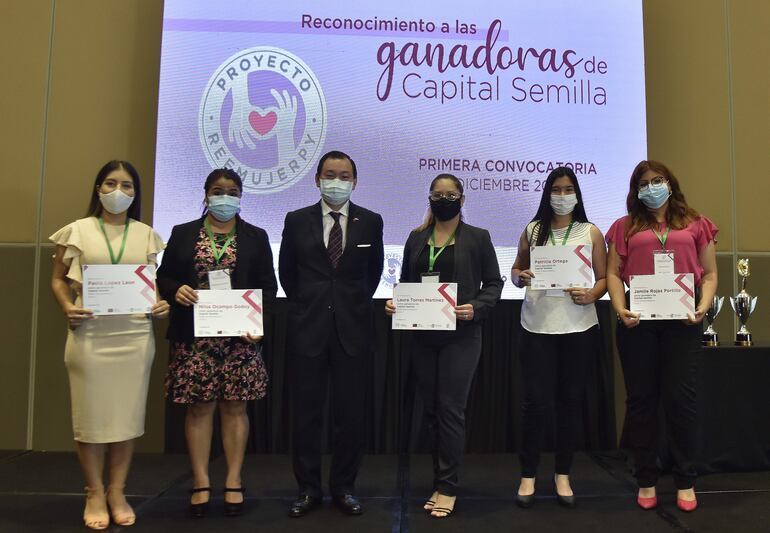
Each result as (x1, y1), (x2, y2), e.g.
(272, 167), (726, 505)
(153, 0), (646, 298)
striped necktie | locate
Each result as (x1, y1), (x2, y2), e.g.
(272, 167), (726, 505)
(327, 211), (343, 268)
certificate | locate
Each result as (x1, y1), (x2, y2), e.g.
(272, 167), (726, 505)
(194, 289), (263, 337)
(82, 264), (156, 315)
(392, 282), (457, 331)
(530, 245), (593, 289)
(630, 273), (695, 320)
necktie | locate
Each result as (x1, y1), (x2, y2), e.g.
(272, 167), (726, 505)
(327, 212), (343, 268)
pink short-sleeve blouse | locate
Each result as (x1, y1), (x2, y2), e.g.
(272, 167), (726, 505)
(606, 215), (718, 286)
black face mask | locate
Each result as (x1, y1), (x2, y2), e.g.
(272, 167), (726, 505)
(429, 198), (462, 221)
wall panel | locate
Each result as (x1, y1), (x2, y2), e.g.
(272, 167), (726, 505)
(40, 0), (163, 238)
(643, 0), (733, 249)
(0, 248), (36, 448)
(0, 1), (53, 242)
(730, 3), (770, 251)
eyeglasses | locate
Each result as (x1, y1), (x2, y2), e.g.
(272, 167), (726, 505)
(638, 176), (667, 191)
(429, 192), (462, 202)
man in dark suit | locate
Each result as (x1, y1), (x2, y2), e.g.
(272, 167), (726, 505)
(279, 150), (384, 517)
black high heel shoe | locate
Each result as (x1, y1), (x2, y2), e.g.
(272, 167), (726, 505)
(554, 475), (576, 508)
(516, 492), (535, 508)
(223, 487), (246, 517)
(189, 487), (211, 518)
(516, 478), (535, 508)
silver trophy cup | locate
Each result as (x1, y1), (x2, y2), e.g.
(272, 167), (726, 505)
(729, 259), (758, 346)
(702, 296), (724, 346)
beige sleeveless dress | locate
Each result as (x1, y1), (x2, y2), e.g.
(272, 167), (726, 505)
(50, 217), (164, 443)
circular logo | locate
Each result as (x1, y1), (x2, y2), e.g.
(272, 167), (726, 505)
(199, 47), (327, 194)
(381, 253), (403, 288)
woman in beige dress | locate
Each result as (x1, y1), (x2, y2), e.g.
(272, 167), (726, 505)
(50, 160), (169, 530)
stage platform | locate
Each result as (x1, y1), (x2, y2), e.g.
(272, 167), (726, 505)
(1, 451), (768, 532)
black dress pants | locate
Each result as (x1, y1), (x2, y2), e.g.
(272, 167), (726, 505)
(616, 319), (700, 489)
(290, 328), (367, 497)
(519, 326), (598, 477)
(411, 326), (482, 497)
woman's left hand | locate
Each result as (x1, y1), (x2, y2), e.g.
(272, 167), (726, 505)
(151, 300), (170, 318)
(564, 288), (596, 306)
(685, 304), (708, 325)
(455, 303), (475, 321)
(240, 333), (263, 343)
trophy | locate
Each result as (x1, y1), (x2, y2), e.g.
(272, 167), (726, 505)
(702, 296), (724, 346)
(729, 258), (758, 346)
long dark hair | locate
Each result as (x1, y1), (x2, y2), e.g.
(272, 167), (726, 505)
(416, 173), (464, 232)
(529, 167), (589, 246)
(201, 168), (243, 214)
(85, 160), (142, 220)
(624, 160), (699, 237)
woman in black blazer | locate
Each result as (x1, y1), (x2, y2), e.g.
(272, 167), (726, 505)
(385, 173), (503, 518)
(157, 169), (277, 518)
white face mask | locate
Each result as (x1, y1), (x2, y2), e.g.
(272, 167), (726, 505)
(320, 178), (354, 205)
(550, 193), (578, 215)
(99, 189), (134, 214)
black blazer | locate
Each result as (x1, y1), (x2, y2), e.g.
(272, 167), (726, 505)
(278, 201), (384, 357)
(399, 222), (503, 324)
(157, 216), (278, 342)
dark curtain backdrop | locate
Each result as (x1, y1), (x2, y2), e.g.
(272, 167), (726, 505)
(164, 300), (619, 454)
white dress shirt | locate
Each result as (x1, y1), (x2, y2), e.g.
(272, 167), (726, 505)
(321, 199), (350, 248)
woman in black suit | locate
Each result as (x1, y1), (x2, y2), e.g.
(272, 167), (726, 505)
(157, 169), (277, 518)
(385, 173), (503, 518)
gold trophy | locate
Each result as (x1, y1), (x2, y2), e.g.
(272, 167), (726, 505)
(702, 296), (724, 346)
(729, 258), (758, 346)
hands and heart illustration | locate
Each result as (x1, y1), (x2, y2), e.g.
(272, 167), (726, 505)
(248, 109), (278, 136)
(229, 82), (298, 149)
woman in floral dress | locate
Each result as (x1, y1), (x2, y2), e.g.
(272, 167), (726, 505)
(157, 168), (277, 517)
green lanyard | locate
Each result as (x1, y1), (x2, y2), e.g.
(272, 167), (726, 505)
(548, 221), (574, 246)
(98, 218), (129, 264)
(204, 218), (236, 264)
(428, 227), (457, 273)
(652, 226), (670, 249)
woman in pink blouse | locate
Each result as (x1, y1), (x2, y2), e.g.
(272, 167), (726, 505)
(606, 160), (717, 513)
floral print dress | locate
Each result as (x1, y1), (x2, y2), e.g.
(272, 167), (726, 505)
(165, 227), (268, 403)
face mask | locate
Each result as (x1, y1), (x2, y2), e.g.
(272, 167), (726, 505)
(99, 189), (134, 214)
(550, 193), (578, 215)
(429, 198), (462, 221)
(320, 178), (353, 205)
(207, 194), (241, 222)
(638, 182), (671, 209)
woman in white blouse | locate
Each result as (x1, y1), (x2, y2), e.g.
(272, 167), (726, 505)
(510, 166), (607, 508)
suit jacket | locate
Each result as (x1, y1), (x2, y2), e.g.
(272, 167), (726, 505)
(279, 201), (384, 357)
(157, 216), (278, 342)
(399, 221), (503, 324)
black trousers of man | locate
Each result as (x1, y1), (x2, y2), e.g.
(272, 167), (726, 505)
(290, 328), (367, 498)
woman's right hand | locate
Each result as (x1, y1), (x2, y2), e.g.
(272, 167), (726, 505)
(617, 308), (641, 328)
(175, 285), (198, 306)
(385, 299), (396, 315)
(515, 270), (535, 288)
(65, 305), (93, 329)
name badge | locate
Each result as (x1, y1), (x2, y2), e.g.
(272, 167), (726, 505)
(421, 272), (440, 283)
(208, 269), (232, 290)
(545, 289), (566, 298)
(653, 250), (675, 275)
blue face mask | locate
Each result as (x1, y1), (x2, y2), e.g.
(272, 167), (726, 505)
(320, 178), (354, 206)
(638, 182), (670, 209)
(207, 194), (240, 221)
